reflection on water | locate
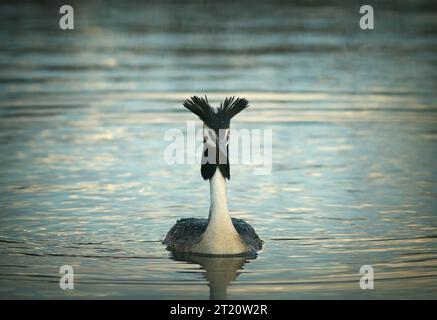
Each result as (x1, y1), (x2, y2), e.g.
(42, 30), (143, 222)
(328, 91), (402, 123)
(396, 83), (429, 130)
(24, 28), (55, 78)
(171, 253), (257, 300)
(0, 0), (436, 299)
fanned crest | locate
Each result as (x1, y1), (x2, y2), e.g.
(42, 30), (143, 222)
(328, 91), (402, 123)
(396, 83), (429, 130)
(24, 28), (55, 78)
(183, 95), (249, 180)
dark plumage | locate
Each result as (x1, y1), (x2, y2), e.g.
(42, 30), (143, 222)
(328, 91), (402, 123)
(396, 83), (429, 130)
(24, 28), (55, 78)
(163, 217), (263, 255)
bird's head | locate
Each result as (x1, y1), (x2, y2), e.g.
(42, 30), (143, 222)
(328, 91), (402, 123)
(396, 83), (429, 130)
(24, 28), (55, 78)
(183, 95), (249, 180)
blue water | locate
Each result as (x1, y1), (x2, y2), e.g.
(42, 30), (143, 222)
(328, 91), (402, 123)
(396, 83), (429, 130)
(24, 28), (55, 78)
(0, 0), (436, 299)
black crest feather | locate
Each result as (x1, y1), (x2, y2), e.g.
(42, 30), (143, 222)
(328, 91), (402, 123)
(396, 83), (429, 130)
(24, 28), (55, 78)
(183, 96), (215, 129)
(219, 96), (249, 120)
(183, 95), (249, 130)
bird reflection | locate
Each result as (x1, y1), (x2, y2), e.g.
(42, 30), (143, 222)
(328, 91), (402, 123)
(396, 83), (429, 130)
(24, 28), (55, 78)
(171, 252), (258, 300)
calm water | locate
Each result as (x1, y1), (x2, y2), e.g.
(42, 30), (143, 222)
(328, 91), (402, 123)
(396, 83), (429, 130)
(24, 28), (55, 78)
(0, 0), (436, 299)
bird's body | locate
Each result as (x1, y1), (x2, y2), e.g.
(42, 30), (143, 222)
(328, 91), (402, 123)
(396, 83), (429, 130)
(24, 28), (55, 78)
(164, 96), (262, 255)
(164, 170), (262, 255)
(164, 217), (262, 254)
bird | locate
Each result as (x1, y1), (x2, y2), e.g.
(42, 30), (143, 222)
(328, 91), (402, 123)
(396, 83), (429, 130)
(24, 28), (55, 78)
(163, 95), (263, 255)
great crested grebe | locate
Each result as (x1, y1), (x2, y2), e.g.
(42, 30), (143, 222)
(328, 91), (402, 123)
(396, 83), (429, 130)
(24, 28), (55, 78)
(164, 96), (262, 255)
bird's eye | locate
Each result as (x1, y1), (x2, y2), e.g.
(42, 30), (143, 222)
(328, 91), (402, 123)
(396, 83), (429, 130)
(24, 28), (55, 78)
(203, 136), (208, 143)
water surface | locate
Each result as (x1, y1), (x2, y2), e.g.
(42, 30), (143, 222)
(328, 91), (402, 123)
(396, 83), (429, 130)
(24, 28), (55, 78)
(0, 0), (436, 299)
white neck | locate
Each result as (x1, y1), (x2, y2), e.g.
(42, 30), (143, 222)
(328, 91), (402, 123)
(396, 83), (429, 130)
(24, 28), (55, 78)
(192, 169), (247, 255)
(208, 169), (231, 225)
